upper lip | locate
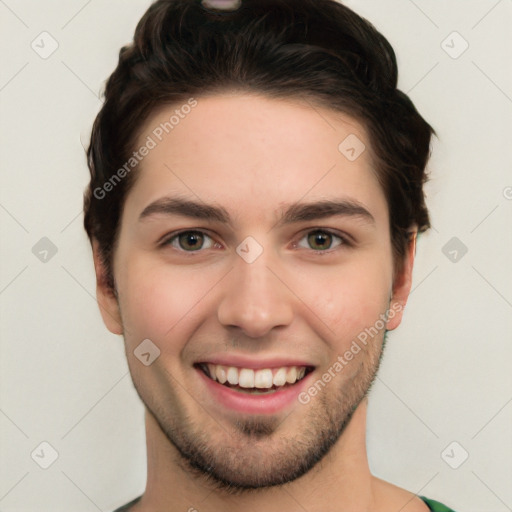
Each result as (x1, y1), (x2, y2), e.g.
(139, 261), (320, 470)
(196, 354), (315, 369)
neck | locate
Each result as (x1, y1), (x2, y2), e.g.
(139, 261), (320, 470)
(136, 398), (378, 512)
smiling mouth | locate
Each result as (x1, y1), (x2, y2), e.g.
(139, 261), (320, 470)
(195, 363), (314, 394)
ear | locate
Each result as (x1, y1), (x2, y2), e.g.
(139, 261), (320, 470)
(386, 230), (417, 331)
(92, 239), (123, 335)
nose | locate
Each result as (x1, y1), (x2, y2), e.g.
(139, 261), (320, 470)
(217, 252), (294, 338)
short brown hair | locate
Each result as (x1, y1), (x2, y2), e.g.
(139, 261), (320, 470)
(83, 0), (434, 291)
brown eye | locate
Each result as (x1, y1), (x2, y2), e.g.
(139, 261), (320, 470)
(164, 230), (214, 252)
(308, 230), (333, 250)
(296, 229), (347, 252)
(179, 231), (204, 251)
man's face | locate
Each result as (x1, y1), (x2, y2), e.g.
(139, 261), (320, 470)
(96, 93), (412, 490)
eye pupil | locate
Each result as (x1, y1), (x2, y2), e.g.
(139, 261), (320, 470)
(308, 231), (332, 250)
(179, 231), (203, 251)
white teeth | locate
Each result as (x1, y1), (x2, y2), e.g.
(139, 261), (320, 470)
(254, 369), (273, 389)
(286, 366), (297, 384)
(216, 365), (227, 384)
(239, 368), (255, 388)
(201, 364), (309, 388)
(207, 363), (217, 380)
(273, 367), (287, 387)
(226, 366), (239, 385)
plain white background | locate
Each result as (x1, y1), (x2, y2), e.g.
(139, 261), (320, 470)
(0, 1), (511, 511)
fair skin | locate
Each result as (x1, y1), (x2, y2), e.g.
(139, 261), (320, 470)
(93, 92), (427, 511)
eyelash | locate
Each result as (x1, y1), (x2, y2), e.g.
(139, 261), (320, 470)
(160, 228), (353, 255)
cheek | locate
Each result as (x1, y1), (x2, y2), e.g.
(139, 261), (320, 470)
(116, 256), (217, 347)
(298, 258), (392, 345)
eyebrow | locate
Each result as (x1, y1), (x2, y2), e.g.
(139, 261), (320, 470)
(138, 196), (375, 226)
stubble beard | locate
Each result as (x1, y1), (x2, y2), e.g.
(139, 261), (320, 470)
(133, 333), (388, 495)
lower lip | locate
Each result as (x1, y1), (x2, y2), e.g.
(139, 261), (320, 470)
(196, 367), (313, 415)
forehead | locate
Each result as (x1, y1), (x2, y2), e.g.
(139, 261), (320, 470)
(124, 92), (388, 229)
